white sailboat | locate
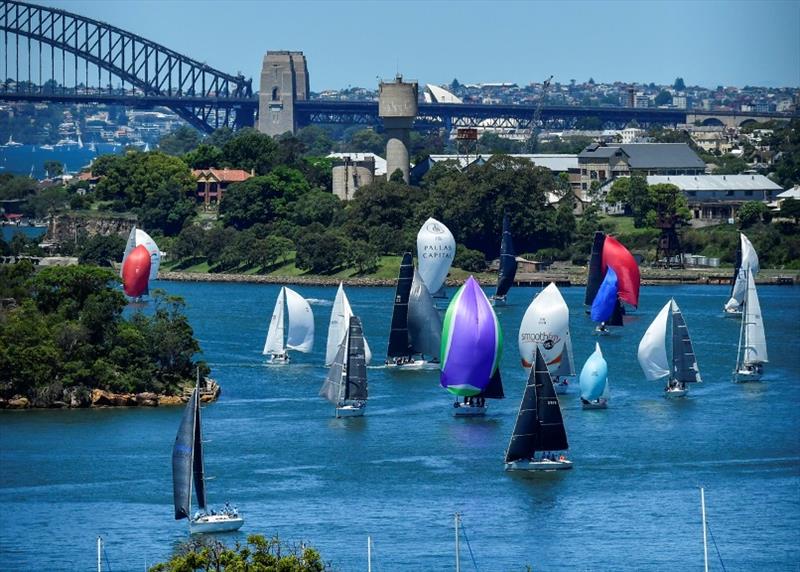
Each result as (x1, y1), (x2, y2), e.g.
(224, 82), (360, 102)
(172, 371), (244, 534)
(518, 283), (574, 394)
(733, 270), (768, 382)
(724, 233), (759, 315)
(320, 316), (368, 417)
(579, 343), (610, 409)
(263, 287), (314, 364)
(326, 283), (371, 367)
(637, 299), (702, 398)
(416, 217), (455, 299)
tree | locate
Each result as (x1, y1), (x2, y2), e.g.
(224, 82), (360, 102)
(0, 172), (37, 200)
(654, 90), (672, 106)
(159, 126), (202, 155)
(647, 183), (690, 226)
(219, 167), (312, 230)
(77, 234), (126, 267)
(628, 175), (652, 228)
(43, 160), (63, 178)
(738, 201), (768, 228)
(149, 534), (324, 572)
(453, 246), (486, 272)
(780, 198), (800, 223)
(673, 77), (686, 91)
(347, 128), (385, 155)
(183, 144), (223, 169)
(296, 125), (335, 157)
(348, 239), (380, 274)
(295, 229), (348, 274)
(220, 128), (280, 175)
(478, 132), (523, 154)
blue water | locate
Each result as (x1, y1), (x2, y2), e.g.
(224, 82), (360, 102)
(1, 282), (798, 571)
(0, 143), (125, 179)
(1, 225), (47, 242)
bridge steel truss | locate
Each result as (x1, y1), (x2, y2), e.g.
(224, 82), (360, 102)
(0, 0), (256, 132)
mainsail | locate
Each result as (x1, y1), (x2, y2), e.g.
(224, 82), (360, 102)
(320, 341), (346, 404)
(725, 233), (760, 312)
(326, 284), (371, 366)
(670, 300), (702, 383)
(584, 231), (606, 306)
(742, 270), (768, 364)
(505, 346), (568, 463)
(284, 288), (314, 352)
(408, 269), (442, 359)
(387, 252), (414, 359)
(553, 329), (576, 377)
(172, 387), (206, 520)
(417, 217), (456, 295)
(345, 317), (368, 401)
(579, 343), (609, 401)
(440, 277), (503, 396)
(494, 213), (517, 299)
(263, 287), (286, 355)
(637, 301), (671, 381)
(518, 283), (569, 370)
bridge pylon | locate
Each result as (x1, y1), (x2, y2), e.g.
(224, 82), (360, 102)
(258, 51), (309, 136)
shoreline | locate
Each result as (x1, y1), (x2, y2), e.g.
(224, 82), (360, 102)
(159, 269), (798, 287)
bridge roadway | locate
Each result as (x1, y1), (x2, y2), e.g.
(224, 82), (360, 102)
(2, 89), (793, 130)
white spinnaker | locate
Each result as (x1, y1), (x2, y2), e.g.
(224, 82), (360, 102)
(725, 233), (760, 311)
(518, 283), (569, 371)
(326, 284), (371, 366)
(135, 228), (161, 280)
(416, 217), (456, 294)
(121, 226), (137, 277)
(637, 301), (671, 381)
(743, 270), (768, 364)
(285, 287), (315, 353)
(263, 287), (286, 355)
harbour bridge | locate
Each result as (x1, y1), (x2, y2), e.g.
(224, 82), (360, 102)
(0, 0), (792, 134)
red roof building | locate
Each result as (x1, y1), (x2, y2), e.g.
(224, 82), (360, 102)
(192, 168), (254, 208)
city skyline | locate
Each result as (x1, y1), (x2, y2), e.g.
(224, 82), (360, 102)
(33, 0), (800, 91)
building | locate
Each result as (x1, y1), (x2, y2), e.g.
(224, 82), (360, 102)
(191, 168), (253, 209)
(646, 174), (783, 227)
(329, 154), (379, 201)
(578, 142), (705, 200)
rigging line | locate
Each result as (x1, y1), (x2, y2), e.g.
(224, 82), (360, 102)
(459, 521), (479, 572)
(705, 520), (727, 572)
(102, 545), (113, 571)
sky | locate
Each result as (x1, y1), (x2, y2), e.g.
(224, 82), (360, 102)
(35, 0), (800, 91)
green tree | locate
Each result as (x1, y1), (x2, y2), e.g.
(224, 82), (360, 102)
(347, 128), (386, 155)
(628, 175), (652, 228)
(647, 183), (690, 226)
(43, 160), (64, 178)
(654, 90), (672, 106)
(295, 228), (347, 274)
(673, 77), (686, 91)
(183, 144), (223, 169)
(453, 246), (486, 272)
(77, 234), (126, 267)
(0, 172), (37, 200)
(148, 534), (324, 572)
(348, 239), (380, 274)
(478, 132), (523, 154)
(296, 125), (335, 157)
(738, 201), (768, 228)
(780, 198), (800, 223)
(24, 187), (69, 218)
(220, 167), (312, 230)
(159, 126), (202, 155)
(219, 128), (281, 175)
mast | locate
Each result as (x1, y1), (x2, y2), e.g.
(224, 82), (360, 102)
(701, 488), (709, 572)
(454, 513), (461, 572)
(97, 536), (101, 572)
(367, 536), (372, 572)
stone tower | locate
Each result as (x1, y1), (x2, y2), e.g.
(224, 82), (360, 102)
(258, 51), (308, 136)
(379, 75), (418, 183)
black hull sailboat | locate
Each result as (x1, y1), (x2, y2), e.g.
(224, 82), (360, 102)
(492, 213), (517, 305)
(505, 346), (572, 471)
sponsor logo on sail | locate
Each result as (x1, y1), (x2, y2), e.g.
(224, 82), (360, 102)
(519, 332), (561, 350)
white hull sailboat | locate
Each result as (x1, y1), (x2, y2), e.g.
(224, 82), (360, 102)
(385, 253), (442, 370)
(733, 269), (768, 383)
(505, 346), (572, 472)
(638, 299), (702, 398)
(263, 287), (314, 364)
(172, 371), (243, 534)
(453, 398), (487, 417)
(320, 316), (368, 418)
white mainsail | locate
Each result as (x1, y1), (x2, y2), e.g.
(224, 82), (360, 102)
(284, 287), (314, 353)
(121, 226), (137, 277)
(518, 283), (570, 372)
(742, 270), (768, 364)
(263, 287), (286, 355)
(416, 217), (455, 295)
(637, 301), (671, 381)
(725, 233), (759, 312)
(326, 283), (371, 366)
(135, 228), (161, 280)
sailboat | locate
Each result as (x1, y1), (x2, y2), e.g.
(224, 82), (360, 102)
(3, 135), (23, 148)
(123, 226), (161, 281)
(440, 276), (504, 416)
(585, 231), (640, 314)
(733, 270), (768, 382)
(263, 287), (314, 364)
(518, 283), (575, 394)
(385, 253), (442, 369)
(637, 299), (702, 398)
(121, 226), (160, 299)
(505, 345), (572, 471)
(319, 316), (368, 417)
(724, 233), (759, 315)
(417, 217), (455, 299)
(491, 213), (517, 305)
(579, 343), (610, 409)
(590, 267), (625, 335)
(326, 283), (371, 367)
(172, 371), (244, 534)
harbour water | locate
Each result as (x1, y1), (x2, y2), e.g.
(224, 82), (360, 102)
(0, 143), (127, 179)
(0, 281), (798, 570)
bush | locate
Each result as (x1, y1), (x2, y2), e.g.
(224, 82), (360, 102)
(454, 246), (486, 272)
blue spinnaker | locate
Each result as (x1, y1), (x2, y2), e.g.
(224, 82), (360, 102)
(590, 267), (619, 323)
(579, 343), (608, 401)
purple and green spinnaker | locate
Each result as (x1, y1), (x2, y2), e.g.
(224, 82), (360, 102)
(440, 276), (503, 396)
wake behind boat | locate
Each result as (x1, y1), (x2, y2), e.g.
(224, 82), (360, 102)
(505, 346), (572, 471)
(172, 371), (243, 534)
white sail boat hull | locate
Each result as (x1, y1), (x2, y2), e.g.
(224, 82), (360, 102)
(268, 353), (290, 365)
(190, 513), (245, 534)
(385, 357), (439, 370)
(504, 457), (573, 472)
(452, 402), (487, 417)
(336, 402), (366, 418)
(664, 383), (689, 399)
(733, 366), (763, 383)
(490, 295), (507, 306)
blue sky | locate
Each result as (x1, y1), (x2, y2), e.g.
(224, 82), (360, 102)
(41, 0), (800, 90)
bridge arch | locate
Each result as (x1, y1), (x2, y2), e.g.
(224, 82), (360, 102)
(0, 0), (254, 132)
(701, 117), (725, 127)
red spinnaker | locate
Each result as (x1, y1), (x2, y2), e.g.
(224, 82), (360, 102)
(122, 244), (151, 297)
(601, 235), (640, 308)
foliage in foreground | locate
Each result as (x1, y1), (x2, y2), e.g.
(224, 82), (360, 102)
(0, 263), (206, 402)
(148, 534), (326, 572)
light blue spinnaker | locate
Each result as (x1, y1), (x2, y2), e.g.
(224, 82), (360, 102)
(579, 343), (609, 401)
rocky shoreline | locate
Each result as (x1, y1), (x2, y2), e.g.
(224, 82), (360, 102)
(0, 378), (221, 410)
